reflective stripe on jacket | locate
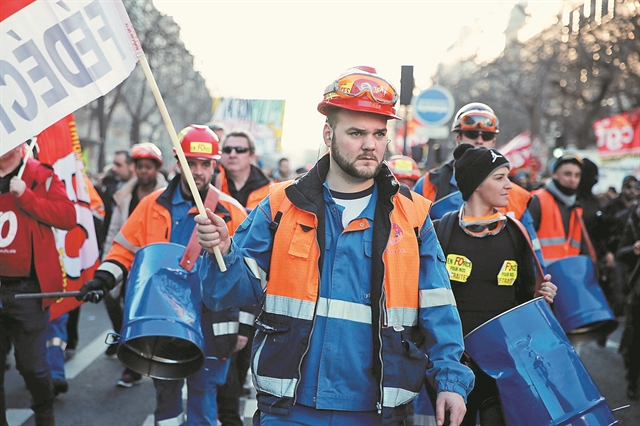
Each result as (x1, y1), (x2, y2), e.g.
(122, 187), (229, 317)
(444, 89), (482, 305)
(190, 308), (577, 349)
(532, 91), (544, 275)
(531, 188), (582, 265)
(201, 155), (473, 425)
(100, 176), (247, 358)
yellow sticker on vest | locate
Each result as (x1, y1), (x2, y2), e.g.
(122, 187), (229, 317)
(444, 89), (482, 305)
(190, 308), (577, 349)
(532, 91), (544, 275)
(497, 260), (518, 286)
(446, 254), (472, 283)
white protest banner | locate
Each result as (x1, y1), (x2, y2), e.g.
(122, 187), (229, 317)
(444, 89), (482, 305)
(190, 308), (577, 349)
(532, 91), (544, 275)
(0, 0), (142, 155)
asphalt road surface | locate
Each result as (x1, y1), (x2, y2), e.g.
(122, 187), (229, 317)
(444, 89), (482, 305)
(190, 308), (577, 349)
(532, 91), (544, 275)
(5, 302), (638, 425)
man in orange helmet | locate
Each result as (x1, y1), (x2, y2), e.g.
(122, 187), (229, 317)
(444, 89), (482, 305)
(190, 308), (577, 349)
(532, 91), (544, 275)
(196, 67), (473, 426)
(78, 126), (247, 425)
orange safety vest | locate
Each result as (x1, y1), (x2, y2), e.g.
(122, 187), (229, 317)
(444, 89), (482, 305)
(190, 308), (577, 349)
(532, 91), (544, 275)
(531, 189), (583, 265)
(102, 183), (246, 283)
(266, 181), (431, 328)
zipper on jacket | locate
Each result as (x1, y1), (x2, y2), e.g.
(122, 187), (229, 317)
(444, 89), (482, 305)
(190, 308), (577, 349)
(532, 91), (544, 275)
(293, 234), (321, 404)
(377, 203), (395, 412)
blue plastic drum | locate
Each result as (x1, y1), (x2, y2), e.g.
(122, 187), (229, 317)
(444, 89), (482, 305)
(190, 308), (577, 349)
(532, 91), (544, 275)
(116, 243), (205, 380)
(546, 256), (618, 345)
(429, 191), (463, 220)
(464, 297), (618, 425)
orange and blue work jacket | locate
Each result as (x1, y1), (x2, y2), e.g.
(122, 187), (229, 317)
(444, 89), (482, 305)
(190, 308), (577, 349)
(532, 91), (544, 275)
(531, 188), (584, 266)
(201, 155), (473, 425)
(97, 176), (247, 358)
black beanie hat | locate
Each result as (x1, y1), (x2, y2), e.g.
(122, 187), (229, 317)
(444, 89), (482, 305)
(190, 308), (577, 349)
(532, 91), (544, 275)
(454, 144), (510, 201)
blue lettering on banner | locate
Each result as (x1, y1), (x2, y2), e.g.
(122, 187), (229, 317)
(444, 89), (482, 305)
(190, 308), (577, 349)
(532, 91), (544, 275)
(0, 0), (131, 137)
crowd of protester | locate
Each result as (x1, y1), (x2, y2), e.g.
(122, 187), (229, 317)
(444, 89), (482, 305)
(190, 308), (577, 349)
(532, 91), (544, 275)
(2, 66), (639, 426)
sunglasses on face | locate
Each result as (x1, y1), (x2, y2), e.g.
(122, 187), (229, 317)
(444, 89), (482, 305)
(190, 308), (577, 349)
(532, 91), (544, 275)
(222, 146), (250, 154)
(461, 130), (496, 141)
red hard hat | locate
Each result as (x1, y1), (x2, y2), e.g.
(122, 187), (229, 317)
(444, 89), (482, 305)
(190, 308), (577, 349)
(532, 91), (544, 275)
(131, 142), (163, 166)
(451, 102), (499, 133)
(387, 155), (421, 181)
(175, 125), (221, 160)
(318, 66), (401, 120)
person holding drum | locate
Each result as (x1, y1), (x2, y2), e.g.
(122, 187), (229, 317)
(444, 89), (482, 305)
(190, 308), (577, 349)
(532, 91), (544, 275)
(195, 66), (474, 426)
(78, 126), (248, 425)
(434, 143), (557, 425)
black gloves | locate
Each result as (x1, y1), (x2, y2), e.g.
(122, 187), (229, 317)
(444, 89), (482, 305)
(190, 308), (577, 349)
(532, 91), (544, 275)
(77, 276), (109, 303)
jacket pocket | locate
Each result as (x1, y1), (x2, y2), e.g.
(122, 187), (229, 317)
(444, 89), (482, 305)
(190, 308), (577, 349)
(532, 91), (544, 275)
(287, 222), (315, 258)
(252, 318), (292, 378)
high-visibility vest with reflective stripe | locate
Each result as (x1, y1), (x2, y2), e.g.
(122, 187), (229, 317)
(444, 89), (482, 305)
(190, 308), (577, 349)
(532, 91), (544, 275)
(267, 182), (429, 326)
(258, 181), (432, 409)
(532, 188), (582, 265)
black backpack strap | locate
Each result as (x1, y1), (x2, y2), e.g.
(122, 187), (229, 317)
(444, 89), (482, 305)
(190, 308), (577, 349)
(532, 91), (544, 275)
(435, 211), (457, 254)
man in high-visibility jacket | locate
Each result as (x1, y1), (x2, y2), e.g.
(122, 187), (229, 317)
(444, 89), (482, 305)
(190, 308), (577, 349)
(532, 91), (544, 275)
(196, 66), (474, 426)
(529, 153), (595, 266)
(413, 103), (544, 265)
(78, 126), (247, 425)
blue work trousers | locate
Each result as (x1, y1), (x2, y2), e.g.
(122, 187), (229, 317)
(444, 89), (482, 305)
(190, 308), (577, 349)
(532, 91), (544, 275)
(258, 403), (382, 426)
(153, 358), (230, 426)
(46, 313), (68, 381)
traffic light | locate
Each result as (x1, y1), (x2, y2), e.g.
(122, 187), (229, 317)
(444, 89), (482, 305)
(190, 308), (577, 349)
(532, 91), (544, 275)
(400, 65), (414, 106)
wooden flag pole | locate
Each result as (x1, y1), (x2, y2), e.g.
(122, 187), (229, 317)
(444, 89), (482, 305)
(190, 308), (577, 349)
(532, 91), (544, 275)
(138, 56), (226, 272)
(17, 137), (37, 179)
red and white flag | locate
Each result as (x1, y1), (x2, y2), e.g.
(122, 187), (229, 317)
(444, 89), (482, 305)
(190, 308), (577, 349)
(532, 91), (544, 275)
(1, 0), (143, 155)
(594, 108), (640, 160)
(36, 114), (103, 320)
(499, 132), (532, 173)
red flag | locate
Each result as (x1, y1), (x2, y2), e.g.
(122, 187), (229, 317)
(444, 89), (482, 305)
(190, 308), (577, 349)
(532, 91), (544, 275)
(499, 132), (532, 175)
(36, 115), (102, 320)
(594, 108), (640, 160)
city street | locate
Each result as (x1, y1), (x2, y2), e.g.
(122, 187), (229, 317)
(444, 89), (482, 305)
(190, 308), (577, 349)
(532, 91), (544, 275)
(5, 301), (638, 425)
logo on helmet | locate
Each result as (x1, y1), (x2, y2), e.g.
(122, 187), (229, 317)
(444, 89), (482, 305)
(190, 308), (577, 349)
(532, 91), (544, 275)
(190, 142), (213, 154)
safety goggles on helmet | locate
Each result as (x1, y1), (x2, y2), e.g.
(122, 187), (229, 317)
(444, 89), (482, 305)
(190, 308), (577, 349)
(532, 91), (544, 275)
(323, 71), (399, 105)
(458, 111), (499, 133)
(458, 206), (507, 238)
(460, 130), (496, 142)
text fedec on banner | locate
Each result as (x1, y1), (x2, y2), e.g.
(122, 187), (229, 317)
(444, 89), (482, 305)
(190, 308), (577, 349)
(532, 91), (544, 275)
(0, 0), (142, 155)
(594, 108), (640, 160)
(36, 114), (103, 320)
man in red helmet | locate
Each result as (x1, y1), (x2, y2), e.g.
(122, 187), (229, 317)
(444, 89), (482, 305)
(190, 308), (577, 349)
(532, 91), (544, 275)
(78, 126), (247, 425)
(101, 142), (168, 386)
(195, 67), (473, 426)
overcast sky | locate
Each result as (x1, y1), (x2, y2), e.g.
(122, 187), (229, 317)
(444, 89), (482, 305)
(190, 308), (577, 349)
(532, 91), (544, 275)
(152, 0), (564, 167)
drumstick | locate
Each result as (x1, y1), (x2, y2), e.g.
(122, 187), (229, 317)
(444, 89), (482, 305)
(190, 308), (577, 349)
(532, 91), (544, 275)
(15, 291), (82, 299)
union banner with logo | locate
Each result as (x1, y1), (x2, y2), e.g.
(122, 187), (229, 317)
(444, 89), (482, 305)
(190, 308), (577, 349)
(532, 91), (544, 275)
(36, 114), (103, 320)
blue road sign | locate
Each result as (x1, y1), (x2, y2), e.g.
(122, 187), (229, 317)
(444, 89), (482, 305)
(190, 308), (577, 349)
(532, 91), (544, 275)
(412, 86), (455, 126)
